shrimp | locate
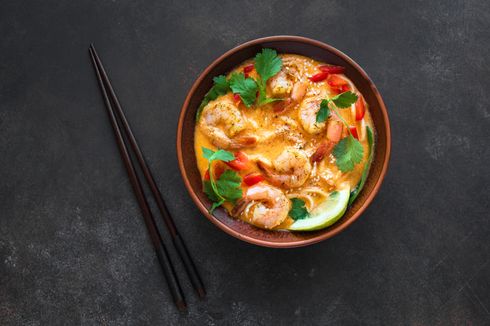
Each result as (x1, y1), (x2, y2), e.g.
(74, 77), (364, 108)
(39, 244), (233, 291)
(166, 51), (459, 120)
(310, 119), (344, 163)
(257, 148), (312, 188)
(269, 60), (308, 103)
(269, 70), (294, 96)
(291, 81), (307, 102)
(199, 98), (256, 149)
(232, 184), (290, 229)
(298, 97), (325, 134)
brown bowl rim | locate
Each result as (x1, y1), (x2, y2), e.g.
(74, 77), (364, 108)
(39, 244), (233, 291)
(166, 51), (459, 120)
(177, 35), (391, 248)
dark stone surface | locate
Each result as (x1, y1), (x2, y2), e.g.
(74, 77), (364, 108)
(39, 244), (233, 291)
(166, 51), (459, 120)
(0, 0), (489, 325)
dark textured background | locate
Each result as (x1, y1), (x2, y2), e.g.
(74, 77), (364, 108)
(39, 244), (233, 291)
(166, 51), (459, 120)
(1, 1), (489, 325)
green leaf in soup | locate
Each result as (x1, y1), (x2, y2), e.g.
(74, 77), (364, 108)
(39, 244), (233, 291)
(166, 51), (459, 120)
(202, 147), (215, 160)
(254, 48), (283, 106)
(201, 147), (235, 163)
(333, 135), (364, 172)
(254, 48), (282, 82)
(316, 99), (331, 123)
(211, 149), (235, 162)
(211, 75), (230, 95)
(215, 170), (242, 204)
(229, 72), (258, 107)
(349, 126), (375, 205)
(288, 198), (309, 220)
(196, 75), (230, 121)
(203, 180), (220, 203)
(331, 91), (358, 108)
(201, 147), (241, 212)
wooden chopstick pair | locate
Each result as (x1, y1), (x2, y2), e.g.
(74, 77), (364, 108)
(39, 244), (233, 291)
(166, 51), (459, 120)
(89, 44), (204, 311)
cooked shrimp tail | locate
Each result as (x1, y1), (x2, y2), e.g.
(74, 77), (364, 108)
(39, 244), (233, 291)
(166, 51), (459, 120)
(234, 184), (290, 229)
(199, 98), (256, 149)
(311, 120), (344, 163)
(257, 148), (312, 188)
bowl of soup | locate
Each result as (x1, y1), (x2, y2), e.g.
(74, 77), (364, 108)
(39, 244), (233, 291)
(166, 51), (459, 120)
(177, 36), (390, 248)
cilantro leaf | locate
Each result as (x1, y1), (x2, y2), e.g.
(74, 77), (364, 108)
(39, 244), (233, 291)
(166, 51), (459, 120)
(349, 126), (374, 205)
(211, 75), (230, 95)
(254, 48), (282, 82)
(333, 135), (364, 172)
(215, 170), (243, 203)
(316, 99), (331, 123)
(229, 72), (258, 107)
(202, 147), (215, 160)
(201, 147), (235, 162)
(196, 75), (230, 121)
(201, 147), (243, 212)
(203, 180), (220, 202)
(212, 149), (235, 162)
(254, 48), (283, 106)
(289, 198), (309, 220)
(315, 92), (357, 124)
(331, 91), (358, 108)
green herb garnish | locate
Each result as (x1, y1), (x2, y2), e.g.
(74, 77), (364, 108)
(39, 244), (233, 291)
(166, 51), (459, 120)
(254, 48), (283, 105)
(332, 134), (364, 172)
(331, 91), (358, 108)
(316, 99), (331, 123)
(289, 198), (309, 220)
(202, 147), (234, 162)
(348, 126), (374, 205)
(196, 75), (230, 121)
(201, 147), (242, 213)
(196, 49), (283, 119)
(316, 91), (358, 123)
(229, 72), (258, 107)
(314, 91), (363, 172)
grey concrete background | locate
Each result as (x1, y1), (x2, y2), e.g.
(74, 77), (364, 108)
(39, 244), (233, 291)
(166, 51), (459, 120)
(1, 0), (489, 325)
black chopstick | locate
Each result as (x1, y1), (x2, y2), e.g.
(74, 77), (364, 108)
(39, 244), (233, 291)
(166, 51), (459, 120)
(89, 44), (205, 299)
(89, 47), (187, 310)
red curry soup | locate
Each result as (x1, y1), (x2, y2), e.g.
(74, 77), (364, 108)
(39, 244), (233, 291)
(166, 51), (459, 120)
(194, 49), (375, 231)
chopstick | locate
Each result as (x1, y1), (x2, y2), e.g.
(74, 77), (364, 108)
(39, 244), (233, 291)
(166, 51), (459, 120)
(89, 45), (203, 310)
(89, 45), (205, 300)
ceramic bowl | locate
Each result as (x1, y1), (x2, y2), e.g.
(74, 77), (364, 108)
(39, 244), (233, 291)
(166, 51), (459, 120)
(177, 36), (391, 248)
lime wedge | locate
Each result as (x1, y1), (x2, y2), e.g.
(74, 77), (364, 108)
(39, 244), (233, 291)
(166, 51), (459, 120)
(288, 187), (350, 231)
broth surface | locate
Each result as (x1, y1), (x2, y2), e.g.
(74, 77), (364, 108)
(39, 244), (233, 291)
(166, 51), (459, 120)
(194, 54), (374, 230)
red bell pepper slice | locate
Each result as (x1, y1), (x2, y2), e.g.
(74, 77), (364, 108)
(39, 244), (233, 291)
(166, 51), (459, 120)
(243, 173), (264, 186)
(318, 65), (345, 74)
(349, 126), (359, 140)
(308, 71), (329, 82)
(233, 93), (241, 105)
(355, 95), (366, 121)
(225, 151), (249, 171)
(243, 64), (254, 78)
(243, 64), (254, 73)
(327, 75), (348, 87)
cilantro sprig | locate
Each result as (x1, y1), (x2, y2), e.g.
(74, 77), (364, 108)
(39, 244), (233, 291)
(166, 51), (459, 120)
(289, 198), (309, 220)
(333, 135), (364, 172)
(315, 91), (364, 172)
(316, 91), (358, 123)
(196, 49), (284, 120)
(348, 126), (374, 205)
(229, 73), (258, 107)
(202, 147), (243, 212)
(254, 48), (283, 105)
(316, 99), (331, 123)
(196, 75), (230, 121)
